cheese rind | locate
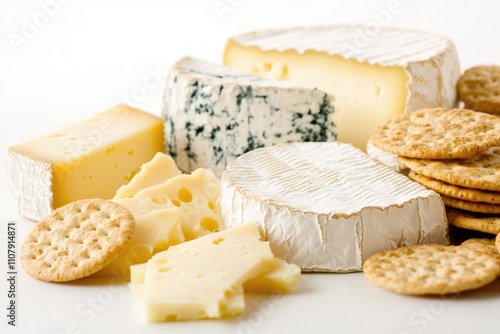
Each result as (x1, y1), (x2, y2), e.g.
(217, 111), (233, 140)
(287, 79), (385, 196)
(221, 142), (449, 272)
(223, 25), (460, 150)
(163, 56), (336, 177)
(366, 140), (408, 175)
(6, 105), (165, 221)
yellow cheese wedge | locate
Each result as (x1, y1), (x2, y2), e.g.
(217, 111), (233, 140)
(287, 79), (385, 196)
(114, 152), (181, 199)
(133, 168), (223, 240)
(131, 223), (275, 321)
(6, 105), (165, 220)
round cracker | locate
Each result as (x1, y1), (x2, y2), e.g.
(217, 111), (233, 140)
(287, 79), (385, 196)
(408, 171), (500, 204)
(21, 199), (135, 282)
(369, 108), (500, 159)
(398, 147), (500, 191)
(460, 239), (500, 273)
(461, 238), (498, 256)
(446, 207), (500, 235)
(461, 238), (496, 247)
(457, 65), (500, 115)
(496, 234), (500, 254)
(441, 195), (500, 214)
(363, 244), (500, 295)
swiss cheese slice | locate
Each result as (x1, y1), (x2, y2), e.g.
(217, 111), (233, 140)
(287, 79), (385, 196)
(130, 223), (276, 321)
(133, 168), (223, 240)
(95, 197), (184, 278)
(221, 142), (449, 272)
(163, 56), (335, 177)
(114, 152), (181, 199)
(6, 105), (165, 221)
(130, 257), (301, 295)
(223, 26), (460, 150)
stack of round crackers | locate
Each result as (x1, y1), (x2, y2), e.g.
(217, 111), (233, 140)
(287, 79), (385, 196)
(370, 107), (500, 235)
(364, 107), (500, 296)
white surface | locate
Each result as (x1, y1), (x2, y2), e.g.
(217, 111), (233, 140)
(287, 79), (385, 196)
(1, 0), (500, 333)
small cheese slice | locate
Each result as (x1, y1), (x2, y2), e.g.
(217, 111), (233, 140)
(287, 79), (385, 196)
(221, 142), (449, 272)
(95, 197), (183, 278)
(223, 25), (460, 150)
(164, 56), (336, 177)
(132, 223), (276, 322)
(6, 105), (165, 221)
(133, 168), (223, 240)
(243, 258), (301, 294)
(131, 257), (301, 295)
(114, 152), (181, 199)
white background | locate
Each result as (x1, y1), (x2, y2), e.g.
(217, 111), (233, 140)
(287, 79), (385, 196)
(1, 0), (500, 333)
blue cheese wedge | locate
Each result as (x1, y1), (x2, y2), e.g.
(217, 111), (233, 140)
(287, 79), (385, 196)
(163, 57), (336, 177)
(221, 142), (449, 272)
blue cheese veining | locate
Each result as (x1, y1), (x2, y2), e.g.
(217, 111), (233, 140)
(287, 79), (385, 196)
(163, 57), (336, 177)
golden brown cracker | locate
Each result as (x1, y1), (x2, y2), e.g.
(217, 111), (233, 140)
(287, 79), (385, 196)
(363, 244), (500, 295)
(446, 207), (500, 235)
(398, 147), (500, 192)
(21, 199), (136, 282)
(441, 195), (500, 214)
(369, 108), (500, 159)
(408, 171), (500, 204)
(457, 65), (500, 115)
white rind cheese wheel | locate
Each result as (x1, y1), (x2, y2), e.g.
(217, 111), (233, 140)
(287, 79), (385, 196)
(366, 140), (408, 175)
(221, 142), (449, 272)
(224, 25), (460, 150)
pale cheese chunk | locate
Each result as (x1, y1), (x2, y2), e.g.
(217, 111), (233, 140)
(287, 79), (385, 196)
(114, 152), (181, 199)
(132, 223), (275, 321)
(131, 257), (301, 295)
(243, 259), (301, 294)
(95, 197), (183, 278)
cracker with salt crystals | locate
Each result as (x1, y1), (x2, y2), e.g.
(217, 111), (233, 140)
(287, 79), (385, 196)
(21, 199), (135, 282)
(457, 65), (500, 115)
(398, 147), (500, 192)
(408, 171), (500, 204)
(363, 244), (500, 295)
(446, 207), (500, 235)
(369, 108), (500, 159)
